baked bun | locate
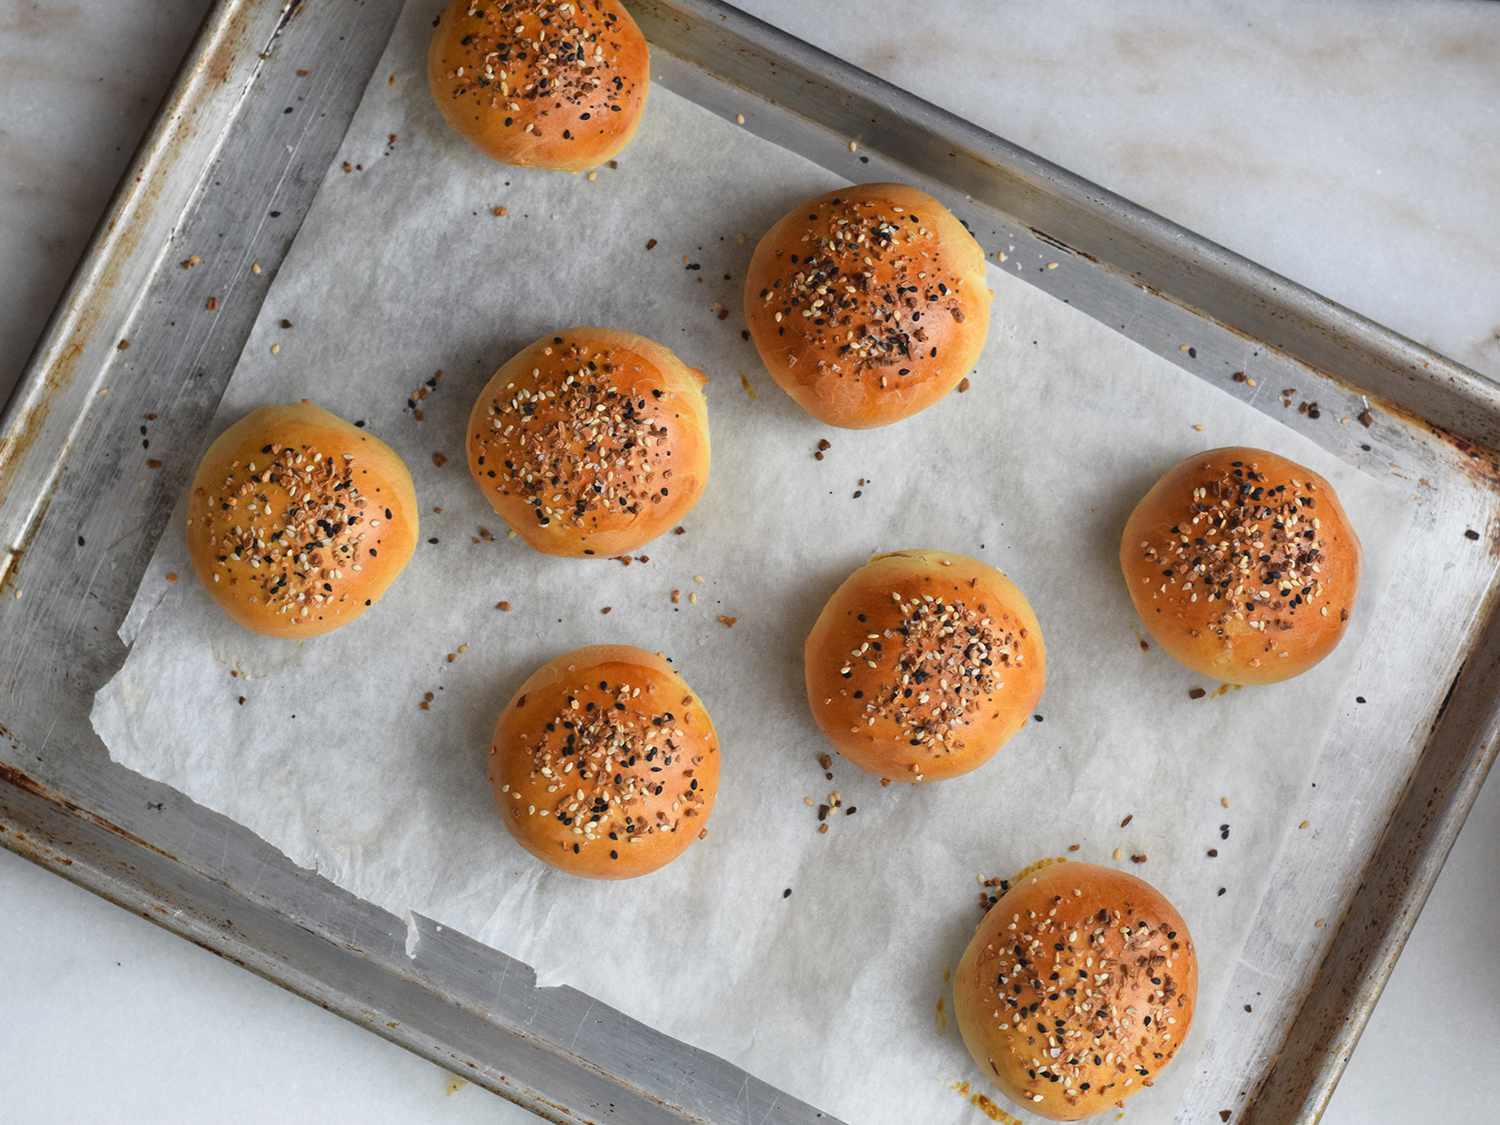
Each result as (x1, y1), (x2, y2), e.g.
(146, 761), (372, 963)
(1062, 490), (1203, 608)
(186, 402), (417, 637)
(489, 644), (720, 878)
(743, 183), (992, 428)
(804, 550), (1044, 782)
(1120, 446), (1360, 684)
(954, 862), (1198, 1120)
(427, 0), (649, 172)
(466, 327), (710, 557)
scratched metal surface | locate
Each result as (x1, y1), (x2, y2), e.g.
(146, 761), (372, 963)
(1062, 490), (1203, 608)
(1, 1), (1497, 1123)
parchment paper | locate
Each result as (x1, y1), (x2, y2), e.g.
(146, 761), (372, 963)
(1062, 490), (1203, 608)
(93, 3), (1412, 1121)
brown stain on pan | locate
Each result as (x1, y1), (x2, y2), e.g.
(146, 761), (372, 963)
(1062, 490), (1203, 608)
(1121, 271), (1500, 496)
(0, 2), (261, 583)
(203, 3), (251, 88)
(0, 761), (178, 863)
(1028, 226), (1100, 265)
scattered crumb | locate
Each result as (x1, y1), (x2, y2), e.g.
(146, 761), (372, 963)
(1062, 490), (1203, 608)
(673, 525), (686, 535)
(495, 601), (511, 612)
(1119, 813), (1133, 828)
(164, 572), (178, 583)
(848, 139), (859, 153)
(492, 205), (508, 217)
(116, 339), (130, 351)
(1231, 371), (1246, 383)
(431, 452), (448, 467)
(270, 343), (281, 355)
(1298, 819), (1310, 829)
(600, 606), (612, 615)
(145, 458), (163, 470)
(735, 113), (746, 125)
(1221, 796), (1230, 809)
(406, 370), (444, 420)
(717, 614), (737, 628)
(957, 377), (971, 393)
(645, 238), (657, 250)
(1464, 529), (1481, 541)
(586, 171), (598, 182)
(688, 591), (698, 605)
(738, 372), (757, 400)
(670, 589), (681, 605)
(1357, 408), (1374, 428)
(205, 296), (218, 311)
(179, 255), (202, 269)
(1188, 687), (1207, 700)
(1067, 843), (1081, 852)
(251, 261), (263, 274)
(1111, 847), (1122, 861)
(1130, 853), (1148, 864)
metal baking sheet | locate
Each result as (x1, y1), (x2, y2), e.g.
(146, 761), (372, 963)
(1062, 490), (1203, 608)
(2, 2), (1497, 1122)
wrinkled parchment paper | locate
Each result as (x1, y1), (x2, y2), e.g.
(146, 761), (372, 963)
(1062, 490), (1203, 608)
(94, 3), (1411, 1121)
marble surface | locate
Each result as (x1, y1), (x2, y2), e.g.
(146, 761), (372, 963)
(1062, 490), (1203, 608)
(2, 1), (1498, 1122)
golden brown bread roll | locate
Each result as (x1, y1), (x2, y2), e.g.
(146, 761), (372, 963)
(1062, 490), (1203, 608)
(466, 327), (711, 557)
(954, 862), (1198, 1120)
(185, 401), (418, 637)
(743, 183), (992, 428)
(488, 644), (720, 878)
(1120, 446), (1360, 684)
(804, 550), (1045, 782)
(427, 0), (649, 172)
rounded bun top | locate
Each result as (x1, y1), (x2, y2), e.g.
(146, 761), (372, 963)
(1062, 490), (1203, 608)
(466, 327), (711, 558)
(804, 549), (1045, 782)
(1121, 446), (1360, 684)
(954, 861), (1198, 1120)
(489, 644), (720, 879)
(744, 183), (992, 428)
(428, 0), (649, 172)
(185, 401), (418, 638)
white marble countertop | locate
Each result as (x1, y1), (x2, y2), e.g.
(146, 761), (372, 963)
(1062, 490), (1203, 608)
(2, 1), (1498, 1121)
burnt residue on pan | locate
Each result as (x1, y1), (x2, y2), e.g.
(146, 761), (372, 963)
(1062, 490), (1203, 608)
(0, 761), (178, 864)
(1028, 226), (1100, 265)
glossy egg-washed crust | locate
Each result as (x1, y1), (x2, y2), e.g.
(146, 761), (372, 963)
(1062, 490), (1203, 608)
(428, 0), (649, 172)
(743, 183), (992, 428)
(1121, 446), (1360, 684)
(489, 645), (720, 879)
(804, 550), (1045, 782)
(954, 862), (1198, 1121)
(466, 327), (711, 557)
(185, 402), (418, 638)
